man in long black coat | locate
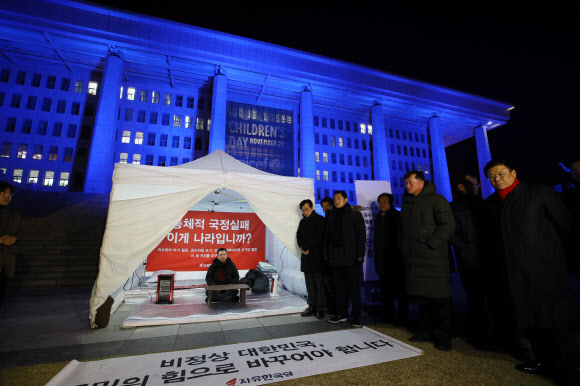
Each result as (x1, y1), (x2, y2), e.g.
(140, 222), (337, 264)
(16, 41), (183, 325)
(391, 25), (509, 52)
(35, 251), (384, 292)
(297, 199), (327, 319)
(483, 159), (578, 382)
(324, 190), (366, 327)
(373, 193), (408, 325)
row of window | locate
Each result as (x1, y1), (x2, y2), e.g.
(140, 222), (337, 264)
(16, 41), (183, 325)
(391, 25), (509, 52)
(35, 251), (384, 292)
(3, 117), (78, 138)
(316, 188), (356, 204)
(0, 92), (83, 116)
(120, 87), (195, 109)
(119, 108), (201, 128)
(117, 153), (191, 167)
(0, 69), (95, 94)
(389, 128), (426, 143)
(315, 170), (370, 183)
(118, 130), (193, 150)
(314, 116), (371, 135)
(315, 151), (370, 167)
(391, 160), (429, 173)
(1, 142), (74, 162)
(0, 168), (70, 187)
(314, 133), (369, 149)
(390, 143), (428, 158)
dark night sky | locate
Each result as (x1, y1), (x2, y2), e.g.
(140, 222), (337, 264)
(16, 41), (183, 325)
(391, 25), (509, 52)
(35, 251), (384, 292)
(89, 2), (579, 186)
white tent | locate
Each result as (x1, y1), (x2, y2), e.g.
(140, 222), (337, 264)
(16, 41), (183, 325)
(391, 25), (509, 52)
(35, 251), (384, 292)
(89, 150), (313, 327)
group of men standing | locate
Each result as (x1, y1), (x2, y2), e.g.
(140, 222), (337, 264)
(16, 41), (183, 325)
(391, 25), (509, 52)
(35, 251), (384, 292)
(297, 159), (579, 383)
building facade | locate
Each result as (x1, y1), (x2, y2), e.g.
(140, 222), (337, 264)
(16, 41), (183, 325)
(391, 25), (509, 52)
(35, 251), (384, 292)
(0, 1), (512, 203)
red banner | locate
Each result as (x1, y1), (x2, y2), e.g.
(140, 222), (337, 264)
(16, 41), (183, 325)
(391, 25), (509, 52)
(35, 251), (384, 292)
(146, 211), (266, 272)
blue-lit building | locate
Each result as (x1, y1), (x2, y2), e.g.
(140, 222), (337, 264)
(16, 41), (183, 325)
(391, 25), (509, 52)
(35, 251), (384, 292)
(0, 0), (512, 204)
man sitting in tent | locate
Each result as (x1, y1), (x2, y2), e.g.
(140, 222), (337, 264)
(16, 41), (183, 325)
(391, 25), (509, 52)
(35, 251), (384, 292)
(205, 248), (240, 303)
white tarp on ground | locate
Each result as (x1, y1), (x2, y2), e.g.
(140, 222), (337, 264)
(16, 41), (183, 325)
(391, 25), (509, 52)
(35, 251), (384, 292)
(89, 150), (314, 327)
(47, 327), (422, 386)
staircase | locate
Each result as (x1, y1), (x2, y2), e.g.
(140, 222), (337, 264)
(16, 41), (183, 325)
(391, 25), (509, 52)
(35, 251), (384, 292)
(9, 191), (109, 289)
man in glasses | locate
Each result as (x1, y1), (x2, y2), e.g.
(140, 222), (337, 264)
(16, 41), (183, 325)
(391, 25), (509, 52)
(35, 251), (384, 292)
(482, 160), (578, 383)
(0, 181), (21, 308)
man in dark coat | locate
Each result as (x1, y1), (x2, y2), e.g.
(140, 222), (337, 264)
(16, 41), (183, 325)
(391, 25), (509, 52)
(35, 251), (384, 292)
(400, 170), (455, 351)
(324, 190), (366, 327)
(483, 160), (578, 382)
(449, 173), (492, 349)
(320, 196), (336, 315)
(0, 181), (22, 308)
(297, 199), (327, 319)
(205, 248), (240, 303)
(373, 193), (408, 325)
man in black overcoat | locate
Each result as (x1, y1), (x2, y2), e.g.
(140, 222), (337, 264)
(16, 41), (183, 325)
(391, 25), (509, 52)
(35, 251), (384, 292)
(373, 193), (408, 325)
(297, 199), (327, 319)
(483, 159), (578, 383)
(205, 248), (240, 303)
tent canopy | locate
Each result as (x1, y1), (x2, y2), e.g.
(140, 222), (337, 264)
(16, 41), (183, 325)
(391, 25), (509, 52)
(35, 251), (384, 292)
(89, 150), (314, 326)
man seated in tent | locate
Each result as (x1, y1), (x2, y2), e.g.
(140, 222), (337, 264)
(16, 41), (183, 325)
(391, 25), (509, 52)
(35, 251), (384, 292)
(205, 248), (240, 303)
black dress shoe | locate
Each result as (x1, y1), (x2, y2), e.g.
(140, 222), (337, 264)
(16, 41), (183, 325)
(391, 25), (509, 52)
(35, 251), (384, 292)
(301, 308), (316, 317)
(409, 332), (433, 343)
(316, 311), (325, 319)
(515, 361), (543, 374)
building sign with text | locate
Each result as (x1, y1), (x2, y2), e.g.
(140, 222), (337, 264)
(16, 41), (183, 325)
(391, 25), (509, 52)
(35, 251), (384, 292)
(225, 101), (294, 176)
(146, 211), (266, 272)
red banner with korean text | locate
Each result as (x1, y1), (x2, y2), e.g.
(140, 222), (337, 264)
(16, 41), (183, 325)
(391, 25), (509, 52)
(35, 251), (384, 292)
(146, 211), (266, 272)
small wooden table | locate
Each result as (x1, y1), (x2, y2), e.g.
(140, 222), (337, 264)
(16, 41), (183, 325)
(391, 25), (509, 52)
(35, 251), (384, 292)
(205, 284), (250, 307)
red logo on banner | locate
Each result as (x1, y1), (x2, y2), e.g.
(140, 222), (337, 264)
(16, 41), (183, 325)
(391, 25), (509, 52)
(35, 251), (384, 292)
(146, 211), (266, 272)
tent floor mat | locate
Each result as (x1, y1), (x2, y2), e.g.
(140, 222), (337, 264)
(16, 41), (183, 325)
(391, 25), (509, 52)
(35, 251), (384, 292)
(122, 289), (307, 327)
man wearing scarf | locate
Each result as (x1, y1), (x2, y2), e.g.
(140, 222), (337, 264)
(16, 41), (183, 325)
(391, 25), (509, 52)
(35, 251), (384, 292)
(324, 191), (366, 327)
(483, 159), (578, 383)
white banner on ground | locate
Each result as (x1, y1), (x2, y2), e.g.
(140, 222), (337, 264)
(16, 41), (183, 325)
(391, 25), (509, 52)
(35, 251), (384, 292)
(47, 327), (421, 386)
(354, 180), (391, 281)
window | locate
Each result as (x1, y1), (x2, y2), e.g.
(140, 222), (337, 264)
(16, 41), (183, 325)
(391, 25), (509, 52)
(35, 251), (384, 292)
(56, 100), (66, 114)
(322, 152), (328, 163)
(182, 158), (190, 163)
(323, 170), (329, 181)
(158, 156), (166, 167)
(74, 80), (84, 93)
(49, 146), (58, 161)
(421, 134), (425, 143)
(349, 172), (354, 183)
(399, 161), (403, 171)
(183, 137), (191, 149)
(346, 121), (351, 131)
(392, 160), (396, 171)
(59, 172), (70, 187)
(331, 153), (337, 164)
(173, 114), (182, 127)
(316, 170), (320, 181)
(410, 147), (414, 156)
(13, 169), (23, 183)
(42, 98), (52, 112)
(22, 119), (32, 134)
(63, 147), (73, 162)
(175, 95), (183, 107)
(164, 93), (171, 105)
(355, 156), (360, 167)
(330, 119), (335, 129)
(390, 144), (395, 154)
(353, 122), (359, 133)
(151, 91), (160, 104)
(346, 138), (351, 148)
(121, 130), (131, 143)
(71, 102), (81, 115)
(17, 144), (28, 159)
(127, 87), (135, 101)
(119, 153), (128, 163)
(31, 73), (41, 87)
(368, 125), (372, 135)
(330, 136), (336, 146)
(0, 69), (10, 82)
(124, 108), (133, 121)
(321, 118), (327, 128)
(10, 94), (22, 108)
(147, 133), (155, 146)
(162, 113), (170, 126)
(187, 97), (194, 108)
(415, 133), (420, 142)
(195, 138), (202, 150)
(185, 116), (192, 128)
(402, 131), (407, 140)
(422, 149), (427, 158)
(396, 130), (400, 139)
(403, 146), (408, 156)
(67, 124), (77, 138)
(132, 154), (141, 165)
(140, 90), (148, 102)
(135, 132), (144, 145)
(196, 118), (205, 130)
(1, 142), (11, 158)
(0, 92), (4, 106)
(119, 86), (124, 99)
(314, 116), (319, 126)
(160, 134), (168, 147)
(137, 110), (146, 123)
(339, 154), (345, 165)
(26, 96), (37, 110)
(52, 122), (63, 137)
(88, 81), (98, 95)
(362, 140), (367, 150)
(149, 111), (158, 124)
(28, 170), (39, 183)
(5, 117), (16, 133)
(46, 76), (56, 89)
(172, 136), (179, 148)
(16, 71), (26, 85)
(340, 172), (345, 183)
(314, 133), (320, 145)
(360, 124), (366, 134)
(405, 162), (409, 171)
(348, 155), (352, 166)
(61, 78), (70, 91)
(37, 121), (48, 136)
(338, 120), (343, 130)
(397, 145), (401, 155)
(145, 154), (154, 165)
(332, 171), (337, 182)
(315, 151), (320, 162)
(338, 137), (344, 147)
(170, 156), (178, 166)
(363, 157), (368, 167)
(44, 171), (54, 186)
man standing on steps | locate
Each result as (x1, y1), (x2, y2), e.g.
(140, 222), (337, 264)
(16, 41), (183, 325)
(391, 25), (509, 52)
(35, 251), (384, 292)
(0, 181), (21, 308)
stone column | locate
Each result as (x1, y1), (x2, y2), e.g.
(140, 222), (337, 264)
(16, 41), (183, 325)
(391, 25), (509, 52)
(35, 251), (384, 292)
(474, 125), (493, 198)
(428, 116), (452, 201)
(299, 87), (315, 179)
(84, 53), (123, 194)
(370, 103), (391, 183)
(208, 66), (227, 153)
